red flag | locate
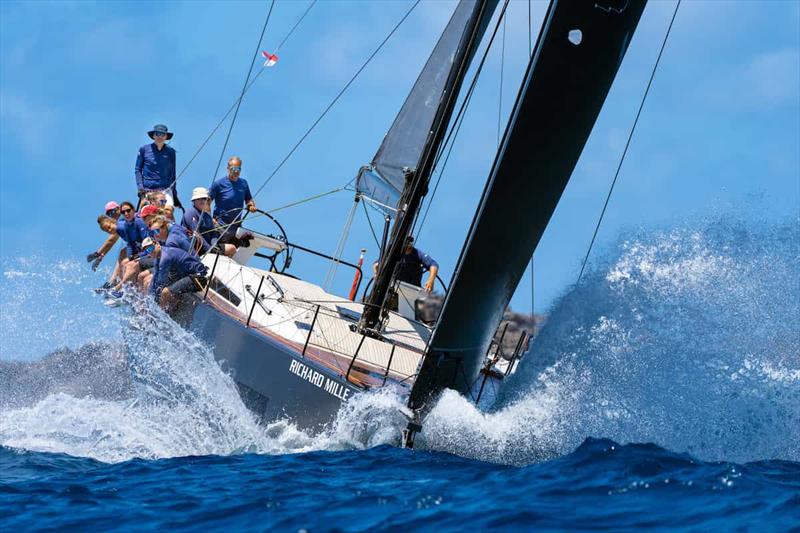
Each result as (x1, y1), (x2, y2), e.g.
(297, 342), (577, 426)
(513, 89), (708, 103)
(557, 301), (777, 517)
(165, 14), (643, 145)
(261, 51), (278, 67)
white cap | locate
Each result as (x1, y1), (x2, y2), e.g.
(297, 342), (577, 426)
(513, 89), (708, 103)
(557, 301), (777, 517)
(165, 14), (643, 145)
(191, 187), (210, 201)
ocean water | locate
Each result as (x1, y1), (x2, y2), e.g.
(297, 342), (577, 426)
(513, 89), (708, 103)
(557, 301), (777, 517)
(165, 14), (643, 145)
(1, 217), (799, 531)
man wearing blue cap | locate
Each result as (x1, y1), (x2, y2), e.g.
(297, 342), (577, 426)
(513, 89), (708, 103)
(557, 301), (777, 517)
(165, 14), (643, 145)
(135, 124), (182, 209)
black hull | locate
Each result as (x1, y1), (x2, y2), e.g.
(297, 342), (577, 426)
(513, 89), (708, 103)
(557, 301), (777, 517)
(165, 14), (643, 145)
(182, 298), (360, 433)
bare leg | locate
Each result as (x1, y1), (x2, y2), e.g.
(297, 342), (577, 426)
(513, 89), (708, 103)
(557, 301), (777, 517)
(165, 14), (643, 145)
(141, 271), (154, 293)
(160, 287), (176, 311)
(108, 248), (126, 284)
(114, 260), (141, 291)
(224, 244), (236, 257)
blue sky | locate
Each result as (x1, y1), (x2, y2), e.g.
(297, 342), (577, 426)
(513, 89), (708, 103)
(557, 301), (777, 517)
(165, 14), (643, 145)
(1, 0), (798, 315)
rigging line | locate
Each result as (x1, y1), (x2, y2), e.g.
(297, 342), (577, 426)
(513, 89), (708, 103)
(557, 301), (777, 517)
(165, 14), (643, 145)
(577, 0), (681, 284)
(413, 0), (511, 240)
(251, 0), (422, 200)
(276, 0), (317, 52)
(527, 0), (532, 56)
(267, 184), (350, 213)
(361, 200), (382, 249)
(209, 0), (276, 188)
(171, 0), (317, 187)
(497, 15), (506, 147)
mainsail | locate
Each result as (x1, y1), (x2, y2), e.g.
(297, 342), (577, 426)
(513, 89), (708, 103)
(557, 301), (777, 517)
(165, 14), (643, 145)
(408, 0), (648, 411)
(355, 0), (498, 213)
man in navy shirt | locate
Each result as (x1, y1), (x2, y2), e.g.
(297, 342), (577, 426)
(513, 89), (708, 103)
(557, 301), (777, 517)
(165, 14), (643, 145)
(375, 236), (439, 292)
(208, 156), (256, 242)
(135, 124), (182, 209)
(181, 187), (236, 257)
(142, 238), (209, 311)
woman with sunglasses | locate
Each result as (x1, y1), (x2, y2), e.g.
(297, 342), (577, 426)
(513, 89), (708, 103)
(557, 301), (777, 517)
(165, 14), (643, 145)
(109, 201), (149, 296)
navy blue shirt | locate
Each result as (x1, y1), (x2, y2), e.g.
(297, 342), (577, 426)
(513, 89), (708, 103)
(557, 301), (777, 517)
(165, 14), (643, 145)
(396, 247), (438, 286)
(116, 216), (149, 257)
(135, 143), (177, 192)
(209, 176), (252, 225)
(160, 223), (192, 252)
(181, 206), (217, 253)
(150, 247), (208, 300)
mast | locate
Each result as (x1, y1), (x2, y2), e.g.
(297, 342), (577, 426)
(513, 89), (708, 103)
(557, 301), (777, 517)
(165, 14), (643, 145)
(359, 0), (499, 330)
(407, 0), (647, 410)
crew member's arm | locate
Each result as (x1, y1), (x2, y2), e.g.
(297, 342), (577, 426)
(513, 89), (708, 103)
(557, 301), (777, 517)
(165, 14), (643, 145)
(150, 254), (170, 301)
(245, 182), (256, 212)
(97, 233), (119, 257)
(170, 148), (182, 209)
(419, 251), (439, 292)
(135, 146), (145, 196)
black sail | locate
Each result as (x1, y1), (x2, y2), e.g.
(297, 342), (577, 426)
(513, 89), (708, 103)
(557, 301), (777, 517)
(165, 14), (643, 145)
(356, 0), (498, 212)
(360, 0), (499, 328)
(408, 0), (647, 410)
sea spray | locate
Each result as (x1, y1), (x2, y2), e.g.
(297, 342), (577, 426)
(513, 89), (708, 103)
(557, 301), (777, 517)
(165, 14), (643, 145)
(2, 217), (798, 466)
(419, 218), (800, 464)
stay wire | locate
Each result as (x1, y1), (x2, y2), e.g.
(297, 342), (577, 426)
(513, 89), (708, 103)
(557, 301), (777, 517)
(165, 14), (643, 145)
(496, 15), (506, 147)
(361, 200), (382, 249)
(209, 0), (275, 188)
(276, 0), (317, 52)
(251, 0), (422, 200)
(170, 0), (317, 188)
(577, 0), (681, 284)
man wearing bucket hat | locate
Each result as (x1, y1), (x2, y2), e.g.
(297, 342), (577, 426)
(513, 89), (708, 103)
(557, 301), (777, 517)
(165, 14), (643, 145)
(135, 124), (182, 210)
(180, 187), (234, 256)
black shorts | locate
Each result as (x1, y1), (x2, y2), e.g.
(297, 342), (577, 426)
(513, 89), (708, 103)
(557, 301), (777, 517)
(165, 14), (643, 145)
(165, 275), (204, 295)
(138, 256), (156, 270)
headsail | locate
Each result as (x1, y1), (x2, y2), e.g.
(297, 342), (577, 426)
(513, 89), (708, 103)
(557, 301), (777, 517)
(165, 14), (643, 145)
(360, 0), (499, 329)
(408, 0), (648, 410)
(356, 0), (498, 213)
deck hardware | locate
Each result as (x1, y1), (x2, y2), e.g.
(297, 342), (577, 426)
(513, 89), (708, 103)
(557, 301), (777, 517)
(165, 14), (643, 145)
(246, 276), (267, 326)
(346, 334), (367, 380)
(301, 304), (321, 357)
(203, 253), (221, 301)
(382, 344), (397, 386)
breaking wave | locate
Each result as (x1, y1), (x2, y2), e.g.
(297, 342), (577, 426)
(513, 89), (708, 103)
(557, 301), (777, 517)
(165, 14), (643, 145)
(419, 216), (800, 464)
(1, 215), (798, 465)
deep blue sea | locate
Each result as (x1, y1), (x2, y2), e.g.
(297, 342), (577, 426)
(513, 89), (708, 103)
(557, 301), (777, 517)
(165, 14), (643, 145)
(2, 218), (799, 531)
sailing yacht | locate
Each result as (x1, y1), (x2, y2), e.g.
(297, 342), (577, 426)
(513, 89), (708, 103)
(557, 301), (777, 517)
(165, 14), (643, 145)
(169, 0), (647, 442)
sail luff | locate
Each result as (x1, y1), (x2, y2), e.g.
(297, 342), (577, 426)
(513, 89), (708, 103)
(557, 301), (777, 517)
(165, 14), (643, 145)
(361, 0), (500, 329)
(356, 0), (499, 212)
(408, 0), (648, 410)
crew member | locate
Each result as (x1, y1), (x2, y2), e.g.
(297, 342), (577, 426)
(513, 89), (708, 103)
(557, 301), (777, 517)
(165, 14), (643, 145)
(208, 156), (256, 243)
(143, 237), (209, 311)
(135, 124), (182, 209)
(181, 187), (236, 257)
(375, 236), (439, 292)
(110, 201), (149, 295)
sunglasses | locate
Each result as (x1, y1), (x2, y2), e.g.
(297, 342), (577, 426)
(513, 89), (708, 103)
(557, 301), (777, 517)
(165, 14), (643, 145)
(121, 208), (133, 215)
(149, 228), (161, 237)
(106, 208), (119, 216)
(153, 132), (167, 137)
(228, 166), (241, 172)
(139, 244), (156, 257)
